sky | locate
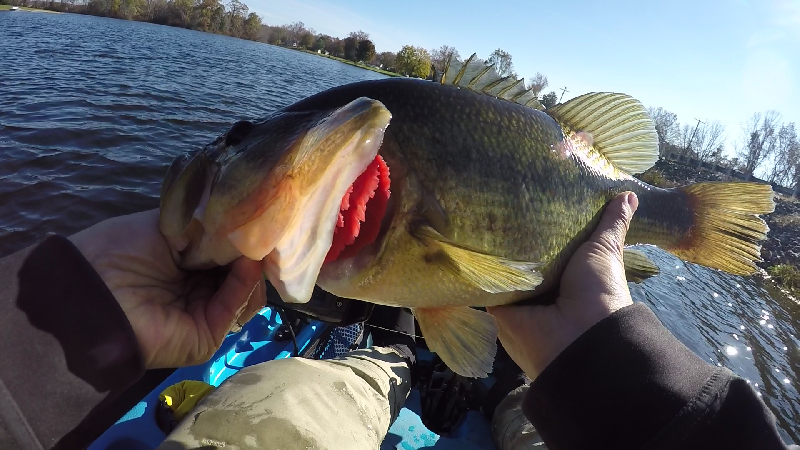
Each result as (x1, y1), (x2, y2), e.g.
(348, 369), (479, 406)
(249, 0), (799, 158)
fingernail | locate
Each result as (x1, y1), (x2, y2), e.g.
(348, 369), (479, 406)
(626, 192), (639, 213)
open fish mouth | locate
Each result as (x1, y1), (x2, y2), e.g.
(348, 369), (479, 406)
(230, 98), (393, 304)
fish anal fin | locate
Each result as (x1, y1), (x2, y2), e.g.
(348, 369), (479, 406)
(623, 248), (660, 283)
(546, 93), (659, 175)
(416, 226), (543, 293)
(414, 306), (497, 378)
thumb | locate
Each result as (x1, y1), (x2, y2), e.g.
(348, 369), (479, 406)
(589, 192), (638, 260)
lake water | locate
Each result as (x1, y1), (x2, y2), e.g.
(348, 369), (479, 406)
(1, 11), (798, 444)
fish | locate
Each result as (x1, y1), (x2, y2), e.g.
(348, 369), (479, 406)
(158, 54), (775, 378)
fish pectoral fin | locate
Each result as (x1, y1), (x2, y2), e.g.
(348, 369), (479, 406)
(546, 93), (659, 175)
(623, 248), (660, 283)
(413, 306), (497, 378)
(416, 226), (543, 293)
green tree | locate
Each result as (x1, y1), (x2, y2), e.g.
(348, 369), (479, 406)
(344, 36), (358, 61)
(487, 48), (515, 78)
(357, 39), (376, 63)
(243, 12), (261, 40)
(541, 91), (558, 109)
(312, 35), (326, 51)
(395, 45), (431, 78)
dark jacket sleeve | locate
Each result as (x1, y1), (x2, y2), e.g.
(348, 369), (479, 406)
(0, 235), (148, 450)
(522, 302), (797, 450)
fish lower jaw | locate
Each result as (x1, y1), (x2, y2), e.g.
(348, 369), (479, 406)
(261, 131), (386, 304)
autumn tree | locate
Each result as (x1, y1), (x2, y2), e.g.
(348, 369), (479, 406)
(487, 48), (515, 78)
(430, 45), (460, 73)
(377, 51), (396, 69)
(737, 111), (781, 175)
(541, 91), (558, 109)
(395, 45), (431, 78)
(300, 31), (314, 48)
(243, 12), (261, 40)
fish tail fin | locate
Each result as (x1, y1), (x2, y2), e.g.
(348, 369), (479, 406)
(631, 182), (774, 276)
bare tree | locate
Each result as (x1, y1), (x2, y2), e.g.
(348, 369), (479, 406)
(647, 107), (680, 155)
(526, 72), (548, 97)
(487, 48), (515, 78)
(348, 30), (369, 42)
(430, 45), (460, 73)
(693, 121), (726, 162)
(737, 111), (781, 175)
(768, 122), (799, 186)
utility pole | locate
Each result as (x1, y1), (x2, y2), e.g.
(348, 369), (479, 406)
(558, 86), (569, 102)
(686, 118), (704, 157)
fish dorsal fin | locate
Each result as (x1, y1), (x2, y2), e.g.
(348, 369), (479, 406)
(440, 53), (544, 110)
(546, 93), (659, 174)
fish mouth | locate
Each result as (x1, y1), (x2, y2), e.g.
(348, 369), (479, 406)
(226, 97), (392, 304)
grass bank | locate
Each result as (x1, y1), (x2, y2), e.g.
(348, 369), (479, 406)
(294, 48), (401, 77)
(0, 5), (59, 12)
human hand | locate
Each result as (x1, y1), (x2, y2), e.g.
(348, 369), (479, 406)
(487, 192), (638, 380)
(69, 209), (266, 369)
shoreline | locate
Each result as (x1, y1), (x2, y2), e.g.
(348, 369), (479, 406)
(291, 47), (401, 77)
(0, 5), (60, 12)
(637, 159), (800, 299)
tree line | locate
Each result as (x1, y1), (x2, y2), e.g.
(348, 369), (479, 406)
(648, 106), (799, 187)
(6, 0), (795, 187)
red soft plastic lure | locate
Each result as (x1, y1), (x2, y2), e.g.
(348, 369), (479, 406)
(325, 155), (390, 263)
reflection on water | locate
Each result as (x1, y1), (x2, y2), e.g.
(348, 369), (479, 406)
(631, 246), (799, 443)
(1, 11), (798, 445)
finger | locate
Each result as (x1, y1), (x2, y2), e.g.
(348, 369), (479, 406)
(590, 192), (638, 258)
(205, 257), (264, 346)
(237, 276), (267, 327)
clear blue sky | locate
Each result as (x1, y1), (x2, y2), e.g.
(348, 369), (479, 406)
(251, 0), (799, 157)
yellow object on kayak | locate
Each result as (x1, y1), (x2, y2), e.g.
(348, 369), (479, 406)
(159, 380), (216, 422)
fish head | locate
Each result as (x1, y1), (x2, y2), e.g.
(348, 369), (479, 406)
(159, 97), (392, 304)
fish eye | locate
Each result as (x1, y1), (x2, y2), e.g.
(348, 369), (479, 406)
(225, 120), (255, 147)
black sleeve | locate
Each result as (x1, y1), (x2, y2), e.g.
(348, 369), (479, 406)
(521, 302), (797, 450)
(0, 235), (153, 450)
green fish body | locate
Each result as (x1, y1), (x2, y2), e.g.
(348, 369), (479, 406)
(159, 55), (774, 377)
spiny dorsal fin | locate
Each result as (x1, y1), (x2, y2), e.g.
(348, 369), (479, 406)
(546, 93), (659, 174)
(440, 53), (544, 110)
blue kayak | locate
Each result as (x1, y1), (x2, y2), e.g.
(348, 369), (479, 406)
(88, 306), (498, 450)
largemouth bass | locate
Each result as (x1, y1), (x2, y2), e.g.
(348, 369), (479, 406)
(159, 55), (774, 377)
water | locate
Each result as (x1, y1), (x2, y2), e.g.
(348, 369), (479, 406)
(1, 11), (798, 444)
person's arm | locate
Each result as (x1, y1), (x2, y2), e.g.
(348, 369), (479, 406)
(522, 302), (794, 450)
(0, 209), (267, 449)
(489, 192), (796, 450)
(0, 236), (144, 449)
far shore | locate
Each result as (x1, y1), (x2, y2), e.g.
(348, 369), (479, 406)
(290, 47), (402, 77)
(0, 5), (60, 12)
